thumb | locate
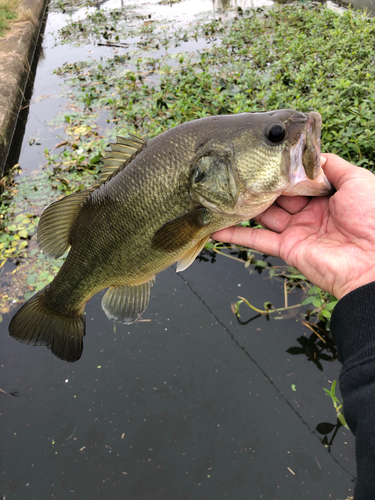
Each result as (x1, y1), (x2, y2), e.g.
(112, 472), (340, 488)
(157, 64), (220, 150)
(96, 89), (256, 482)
(321, 153), (371, 190)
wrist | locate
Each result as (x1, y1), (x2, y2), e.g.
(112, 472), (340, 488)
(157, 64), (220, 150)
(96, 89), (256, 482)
(337, 276), (375, 300)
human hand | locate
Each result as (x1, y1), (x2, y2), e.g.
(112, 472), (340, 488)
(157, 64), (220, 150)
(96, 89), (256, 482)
(212, 154), (375, 300)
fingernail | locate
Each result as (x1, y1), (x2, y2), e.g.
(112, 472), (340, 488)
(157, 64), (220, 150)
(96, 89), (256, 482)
(320, 156), (327, 166)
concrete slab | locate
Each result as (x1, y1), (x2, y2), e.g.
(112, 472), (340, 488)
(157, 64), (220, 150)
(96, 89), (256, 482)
(0, 0), (48, 175)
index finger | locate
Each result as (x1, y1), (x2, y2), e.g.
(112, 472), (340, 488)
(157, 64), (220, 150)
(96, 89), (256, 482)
(211, 226), (282, 257)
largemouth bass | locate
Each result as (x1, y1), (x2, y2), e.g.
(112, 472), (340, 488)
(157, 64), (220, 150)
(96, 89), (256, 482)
(9, 110), (332, 362)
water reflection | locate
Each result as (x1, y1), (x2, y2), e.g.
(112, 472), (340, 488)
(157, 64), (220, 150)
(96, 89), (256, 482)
(286, 327), (338, 371)
(316, 420), (344, 451)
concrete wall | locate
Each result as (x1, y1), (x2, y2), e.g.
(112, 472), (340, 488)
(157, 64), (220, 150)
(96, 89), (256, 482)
(0, 0), (49, 176)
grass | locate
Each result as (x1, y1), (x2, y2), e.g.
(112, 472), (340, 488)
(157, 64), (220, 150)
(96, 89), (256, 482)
(0, 0), (19, 37)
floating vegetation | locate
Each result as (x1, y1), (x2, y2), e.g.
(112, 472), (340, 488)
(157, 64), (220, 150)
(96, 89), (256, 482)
(49, 0), (102, 14)
(56, 5), (155, 45)
(54, 4), (375, 167)
(158, 0), (183, 4)
(316, 380), (349, 451)
(323, 380), (349, 429)
(203, 240), (338, 367)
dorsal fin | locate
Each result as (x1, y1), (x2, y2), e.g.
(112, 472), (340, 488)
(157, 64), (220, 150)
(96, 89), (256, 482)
(38, 189), (91, 258)
(96, 134), (146, 185)
(37, 134), (146, 259)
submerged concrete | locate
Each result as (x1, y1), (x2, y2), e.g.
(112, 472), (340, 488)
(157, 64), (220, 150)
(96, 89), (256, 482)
(0, 0), (48, 176)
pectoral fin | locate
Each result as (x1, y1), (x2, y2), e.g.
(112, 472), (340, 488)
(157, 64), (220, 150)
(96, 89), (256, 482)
(152, 208), (213, 253)
(101, 278), (155, 324)
(176, 236), (210, 272)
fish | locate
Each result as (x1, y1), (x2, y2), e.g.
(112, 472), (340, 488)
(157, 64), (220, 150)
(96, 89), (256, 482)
(9, 110), (332, 362)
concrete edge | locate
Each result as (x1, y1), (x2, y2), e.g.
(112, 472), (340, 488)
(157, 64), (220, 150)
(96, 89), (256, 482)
(0, 0), (49, 176)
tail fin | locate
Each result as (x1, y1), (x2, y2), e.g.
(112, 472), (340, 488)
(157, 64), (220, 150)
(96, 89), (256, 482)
(9, 288), (85, 362)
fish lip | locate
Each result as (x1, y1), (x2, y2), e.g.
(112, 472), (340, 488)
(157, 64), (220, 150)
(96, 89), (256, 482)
(306, 111), (322, 170)
(282, 112), (333, 196)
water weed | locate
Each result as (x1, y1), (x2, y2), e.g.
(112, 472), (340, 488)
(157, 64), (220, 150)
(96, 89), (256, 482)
(50, 0), (101, 14)
(55, 4), (375, 168)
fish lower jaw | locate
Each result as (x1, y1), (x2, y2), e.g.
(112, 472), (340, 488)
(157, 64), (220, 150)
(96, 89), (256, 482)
(288, 132), (332, 196)
(234, 194), (281, 220)
(282, 171), (333, 196)
(198, 193), (282, 219)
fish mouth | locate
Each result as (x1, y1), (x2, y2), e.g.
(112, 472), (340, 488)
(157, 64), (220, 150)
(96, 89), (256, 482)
(282, 112), (333, 196)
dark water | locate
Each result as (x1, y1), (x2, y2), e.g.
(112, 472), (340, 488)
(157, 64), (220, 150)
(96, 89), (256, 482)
(0, 0), (362, 498)
(1, 257), (355, 499)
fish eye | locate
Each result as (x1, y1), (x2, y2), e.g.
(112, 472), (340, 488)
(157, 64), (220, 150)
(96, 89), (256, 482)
(265, 123), (286, 144)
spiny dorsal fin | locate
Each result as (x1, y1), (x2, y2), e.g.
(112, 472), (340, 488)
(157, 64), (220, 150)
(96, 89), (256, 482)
(97, 134), (146, 185)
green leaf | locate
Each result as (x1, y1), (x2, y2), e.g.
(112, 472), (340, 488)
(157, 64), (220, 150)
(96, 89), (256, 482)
(255, 260), (267, 268)
(312, 297), (322, 308)
(337, 410), (349, 429)
(24, 290), (35, 301)
(18, 230), (28, 239)
(301, 296), (314, 306)
(283, 274), (306, 280)
(26, 273), (38, 286)
(323, 301), (338, 311)
(35, 283), (45, 292)
(321, 309), (332, 319)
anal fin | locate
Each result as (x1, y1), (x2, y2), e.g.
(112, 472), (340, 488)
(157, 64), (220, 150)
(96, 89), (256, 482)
(101, 277), (155, 324)
(176, 236), (210, 272)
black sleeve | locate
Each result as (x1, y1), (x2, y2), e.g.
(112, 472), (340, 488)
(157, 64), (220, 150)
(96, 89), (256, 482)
(330, 281), (375, 500)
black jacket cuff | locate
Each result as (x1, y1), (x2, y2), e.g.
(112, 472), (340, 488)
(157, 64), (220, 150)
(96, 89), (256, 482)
(330, 281), (375, 366)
